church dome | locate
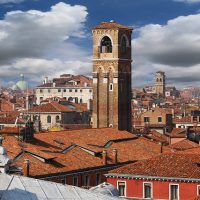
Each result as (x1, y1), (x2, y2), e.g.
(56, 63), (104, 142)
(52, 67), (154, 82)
(12, 74), (28, 91)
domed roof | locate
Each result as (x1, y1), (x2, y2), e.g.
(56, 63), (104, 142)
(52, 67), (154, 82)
(12, 74), (28, 91)
(89, 182), (119, 197)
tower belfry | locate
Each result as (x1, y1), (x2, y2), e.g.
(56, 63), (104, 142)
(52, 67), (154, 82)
(92, 21), (133, 131)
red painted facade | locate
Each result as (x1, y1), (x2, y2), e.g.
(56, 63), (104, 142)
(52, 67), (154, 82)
(107, 177), (200, 199)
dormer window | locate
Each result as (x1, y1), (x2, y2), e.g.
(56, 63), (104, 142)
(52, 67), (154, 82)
(100, 36), (112, 53)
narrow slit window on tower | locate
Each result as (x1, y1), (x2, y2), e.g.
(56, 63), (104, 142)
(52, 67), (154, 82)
(109, 83), (113, 91)
(121, 36), (127, 54)
(100, 36), (112, 53)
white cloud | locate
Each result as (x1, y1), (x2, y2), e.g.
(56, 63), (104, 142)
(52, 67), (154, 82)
(173, 0), (200, 3)
(0, 2), (90, 86)
(132, 13), (200, 88)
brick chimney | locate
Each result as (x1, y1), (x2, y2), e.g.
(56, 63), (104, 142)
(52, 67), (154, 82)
(102, 150), (107, 165)
(112, 148), (118, 164)
(24, 159), (30, 177)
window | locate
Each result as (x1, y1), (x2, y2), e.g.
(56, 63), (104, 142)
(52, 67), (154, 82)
(61, 178), (66, 185)
(143, 183), (152, 199)
(56, 115), (60, 123)
(197, 185), (200, 196)
(73, 176), (78, 186)
(84, 175), (90, 186)
(63, 89), (66, 92)
(80, 99), (83, 103)
(144, 117), (150, 123)
(69, 89), (72, 92)
(48, 89), (51, 93)
(117, 181), (126, 197)
(89, 89), (92, 93)
(100, 36), (112, 53)
(58, 89), (61, 92)
(47, 115), (51, 123)
(109, 83), (113, 91)
(40, 89), (43, 93)
(170, 184), (179, 200)
(80, 89), (82, 93)
(75, 97), (78, 103)
(96, 174), (101, 185)
(158, 117), (162, 123)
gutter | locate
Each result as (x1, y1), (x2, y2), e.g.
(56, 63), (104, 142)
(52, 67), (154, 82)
(105, 173), (200, 183)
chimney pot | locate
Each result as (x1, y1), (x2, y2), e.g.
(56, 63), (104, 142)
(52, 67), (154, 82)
(112, 148), (117, 164)
(102, 150), (107, 165)
(24, 159), (30, 177)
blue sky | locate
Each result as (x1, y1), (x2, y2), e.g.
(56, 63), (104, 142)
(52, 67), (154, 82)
(0, 0), (200, 88)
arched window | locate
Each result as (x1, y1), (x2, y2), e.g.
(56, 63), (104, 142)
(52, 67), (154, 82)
(68, 97), (73, 102)
(100, 36), (112, 53)
(75, 97), (78, 103)
(157, 78), (159, 82)
(47, 115), (51, 123)
(56, 115), (60, 123)
(121, 36), (127, 53)
(160, 78), (162, 82)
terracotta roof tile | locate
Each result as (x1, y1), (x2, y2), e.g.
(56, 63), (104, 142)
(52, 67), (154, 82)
(168, 139), (199, 151)
(27, 102), (74, 113)
(110, 153), (200, 179)
(93, 22), (132, 30)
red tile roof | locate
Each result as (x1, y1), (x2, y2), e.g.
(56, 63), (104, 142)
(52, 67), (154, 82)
(109, 153), (200, 179)
(2, 128), (171, 177)
(93, 22), (132, 30)
(26, 102), (74, 113)
(168, 139), (199, 151)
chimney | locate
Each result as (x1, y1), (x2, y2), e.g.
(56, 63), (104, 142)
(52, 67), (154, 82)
(159, 142), (163, 153)
(112, 148), (118, 164)
(44, 77), (48, 84)
(102, 150), (107, 165)
(24, 159), (30, 177)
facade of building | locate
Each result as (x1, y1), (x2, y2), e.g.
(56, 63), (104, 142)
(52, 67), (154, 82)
(36, 74), (92, 106)
(155, 71), (165, 96)
(133, 107), (173, 134)
(92, 21), (132, 131)
(22, 101), (90, 131)
(106, 153), (200, 200)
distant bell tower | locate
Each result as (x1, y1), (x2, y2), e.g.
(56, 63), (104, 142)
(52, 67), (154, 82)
(155, 71), (165, 96)
(92, 21), (133, 131)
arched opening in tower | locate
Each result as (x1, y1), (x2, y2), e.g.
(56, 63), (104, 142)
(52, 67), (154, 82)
(100, 36), (112, 53)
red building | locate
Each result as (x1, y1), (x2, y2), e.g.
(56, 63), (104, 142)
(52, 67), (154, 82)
(106, 153), (200, 200)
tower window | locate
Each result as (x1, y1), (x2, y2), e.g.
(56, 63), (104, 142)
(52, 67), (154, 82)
(100, 36), (112, 53)
(109, 83), (113, 91)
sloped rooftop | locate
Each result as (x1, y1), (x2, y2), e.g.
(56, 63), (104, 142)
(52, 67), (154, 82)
(0, 174), (123, 200)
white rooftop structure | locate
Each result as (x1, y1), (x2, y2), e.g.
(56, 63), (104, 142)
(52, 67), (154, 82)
(0, 174), (124, 200)
(89, 182), (119, 197)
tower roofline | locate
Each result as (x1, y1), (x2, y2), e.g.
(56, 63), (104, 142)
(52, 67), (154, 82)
(92, 21), (133, 31)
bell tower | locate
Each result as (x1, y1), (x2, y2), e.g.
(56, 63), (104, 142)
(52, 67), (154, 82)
(155, 71), (165, 97)
(92, 21), (133, 131)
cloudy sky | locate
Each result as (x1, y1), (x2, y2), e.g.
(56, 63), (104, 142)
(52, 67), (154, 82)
(0, 0), (200, 88)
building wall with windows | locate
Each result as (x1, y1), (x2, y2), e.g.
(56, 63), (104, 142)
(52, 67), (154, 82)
(36, 87), (92, 105)
(107, 177), (199, 200)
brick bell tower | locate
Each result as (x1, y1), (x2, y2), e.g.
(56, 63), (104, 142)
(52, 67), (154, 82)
(92, 21), (133, 131)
